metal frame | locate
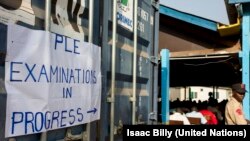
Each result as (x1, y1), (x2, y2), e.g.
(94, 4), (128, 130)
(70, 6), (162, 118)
(99, 0), (110, 140)
(241, 2), (250, 119)
(132, 0), (138, 125)
(159, 5), (217, 31)
(229, 0), (250, 4)
(41, 0), (51, 140)
(160, 49), (170, 124)
(151, 0), (160, 124)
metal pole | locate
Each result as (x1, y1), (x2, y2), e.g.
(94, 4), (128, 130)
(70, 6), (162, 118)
(45, 0), (51, 31)
(88, 0), (94, 43)
(41, 0), (50, 140)
(132, 0), (138, 125)
(152, 0), (159, 124)
(110, 0), (117, 141)
(161, 49), (170, 124)
(99, 0), (109, 140)
(85, 0), (94, 140)
(242, 3), (250, 119)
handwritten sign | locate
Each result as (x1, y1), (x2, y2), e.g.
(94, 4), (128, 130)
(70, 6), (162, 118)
(5, 24), (101, 137)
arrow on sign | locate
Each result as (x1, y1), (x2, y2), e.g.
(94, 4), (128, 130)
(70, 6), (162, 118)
(87, 108), (97, 114)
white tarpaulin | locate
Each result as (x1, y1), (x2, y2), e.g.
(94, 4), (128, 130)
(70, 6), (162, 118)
(5, 24), (101, 137)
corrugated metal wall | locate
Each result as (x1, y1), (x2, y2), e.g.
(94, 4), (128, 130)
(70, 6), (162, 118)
(99, 0), (158, 140)
(0, 0), (159, 140)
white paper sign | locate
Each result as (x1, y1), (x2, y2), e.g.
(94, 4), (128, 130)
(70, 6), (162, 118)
(5, 24), (101, 137)
(117, 0), (134, 31)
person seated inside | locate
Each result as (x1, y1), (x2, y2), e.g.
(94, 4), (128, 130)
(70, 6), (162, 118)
(170, 107), (190, 125)
(186, 106), (207, 124)
(199, 105), (218, 125)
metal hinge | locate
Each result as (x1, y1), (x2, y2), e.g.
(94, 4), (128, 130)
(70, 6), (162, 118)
(149, 56), (159, 65)
(149, 112), (157, 122)
(151, 0), (159, 10)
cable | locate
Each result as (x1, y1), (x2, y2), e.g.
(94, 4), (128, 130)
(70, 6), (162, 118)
(182, 57), (233, 66)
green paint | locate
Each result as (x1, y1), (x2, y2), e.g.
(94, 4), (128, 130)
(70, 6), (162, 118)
(121, 0), (128, 6)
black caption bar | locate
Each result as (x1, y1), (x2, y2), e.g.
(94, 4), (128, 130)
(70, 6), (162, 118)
(123, 125), (250, 141)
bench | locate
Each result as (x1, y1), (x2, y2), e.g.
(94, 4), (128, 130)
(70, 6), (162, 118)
(169, 120), (184, 125)
(187, 117), (201, 125)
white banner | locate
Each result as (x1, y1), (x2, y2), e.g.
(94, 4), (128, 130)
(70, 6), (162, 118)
(5, 24), (101, 137)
